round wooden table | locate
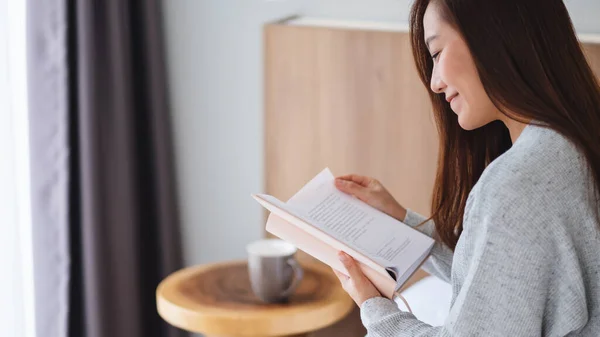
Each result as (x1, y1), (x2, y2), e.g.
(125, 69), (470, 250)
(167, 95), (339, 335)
(156, 260), (355, 337)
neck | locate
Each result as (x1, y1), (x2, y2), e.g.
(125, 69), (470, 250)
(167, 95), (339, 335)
(502, 118), (531, 144)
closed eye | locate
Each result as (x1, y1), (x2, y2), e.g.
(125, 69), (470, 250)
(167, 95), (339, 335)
(431, 51), (441, 61)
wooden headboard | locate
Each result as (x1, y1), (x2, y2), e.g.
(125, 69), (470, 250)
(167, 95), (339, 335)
(264, 19), (600, 336)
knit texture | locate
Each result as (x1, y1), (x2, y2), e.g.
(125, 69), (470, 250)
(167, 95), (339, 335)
(361, 122), (600, 336)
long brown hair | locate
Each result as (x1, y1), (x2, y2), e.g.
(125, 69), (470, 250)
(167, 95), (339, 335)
(410, 0), (600, 250)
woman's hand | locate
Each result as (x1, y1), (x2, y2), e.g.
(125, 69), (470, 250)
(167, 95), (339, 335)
(335, 174), (407, 222)
(333, 251), (382, 306)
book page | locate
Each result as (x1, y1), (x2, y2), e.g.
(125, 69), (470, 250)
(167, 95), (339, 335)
(302, 192), (411, 263)
(253, 193), (387, 274)
(285, 168), (434, 271)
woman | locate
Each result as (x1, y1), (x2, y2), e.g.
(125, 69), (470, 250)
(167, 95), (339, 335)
(332, 0), (600, 336)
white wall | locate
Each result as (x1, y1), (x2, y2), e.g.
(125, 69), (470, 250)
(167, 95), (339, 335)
(162, 0), (305, 266)
(0, 4), (20, 336)
(303, 0), (410, 22)
(0, 0), (34, 336)
(303, 0), (600, 33)
(162, 0), (600, 268)
(565, 0), (600, 33)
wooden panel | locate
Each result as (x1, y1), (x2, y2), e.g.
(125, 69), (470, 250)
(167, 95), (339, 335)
(264, 23), (436, 337)
(265, 24), (438, 220)
(582, 42), (600, 78)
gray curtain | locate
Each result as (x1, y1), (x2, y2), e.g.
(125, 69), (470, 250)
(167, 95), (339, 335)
(27, 0), (71, 335)
(27, 1), (186, 337)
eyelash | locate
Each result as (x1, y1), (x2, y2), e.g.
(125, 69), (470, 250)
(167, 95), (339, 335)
(431, 51), (440, 61)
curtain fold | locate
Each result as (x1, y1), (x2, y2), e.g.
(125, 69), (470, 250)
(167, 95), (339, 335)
(28, 0), (186, 336)
(26, 0), (70, 336)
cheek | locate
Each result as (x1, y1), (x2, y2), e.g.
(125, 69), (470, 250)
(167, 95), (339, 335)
(442, 51), (470, 89)
(442, 48), (487, 109)
(437, 50), (467, 92)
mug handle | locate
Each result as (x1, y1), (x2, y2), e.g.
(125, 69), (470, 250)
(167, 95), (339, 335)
(280, 258), (304, 298)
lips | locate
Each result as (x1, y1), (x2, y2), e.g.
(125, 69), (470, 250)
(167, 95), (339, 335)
(446, 93), (458, 103)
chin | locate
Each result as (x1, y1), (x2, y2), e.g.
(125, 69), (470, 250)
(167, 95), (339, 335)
(456, 113), (469, 130)
(456, 111), (480, 131)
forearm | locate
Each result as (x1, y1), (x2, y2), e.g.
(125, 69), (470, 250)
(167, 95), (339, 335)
(361, 297), (446, 337)
(402, 208), (435, 237)
(403, 209), (453, 283)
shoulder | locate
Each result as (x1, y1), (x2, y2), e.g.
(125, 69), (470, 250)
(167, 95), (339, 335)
(466, 123), (590, 244)
(475, 123), (588, 206)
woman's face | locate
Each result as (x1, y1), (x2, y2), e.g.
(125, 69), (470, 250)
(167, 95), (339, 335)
(423, 2), (502, 130)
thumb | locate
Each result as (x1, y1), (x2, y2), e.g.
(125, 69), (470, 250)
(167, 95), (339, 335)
(335, 179), (367, 201)
(338, 252), (364, 281)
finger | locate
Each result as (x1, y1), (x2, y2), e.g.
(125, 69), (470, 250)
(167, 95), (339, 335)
(338, 251), (365, 281)
(335, 174), (371, 187)
(334, 179), (367, 200)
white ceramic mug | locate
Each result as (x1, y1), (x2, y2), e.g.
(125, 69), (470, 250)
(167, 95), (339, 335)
(246, 239), (304, 303)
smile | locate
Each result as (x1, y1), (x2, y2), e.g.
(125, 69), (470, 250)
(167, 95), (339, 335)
(446, 93), (459, 103)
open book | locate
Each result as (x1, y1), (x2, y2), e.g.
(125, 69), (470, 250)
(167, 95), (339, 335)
(252, 168), (434, 299)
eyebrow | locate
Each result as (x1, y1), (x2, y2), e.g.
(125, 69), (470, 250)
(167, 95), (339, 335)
(425, 35), (439, 50)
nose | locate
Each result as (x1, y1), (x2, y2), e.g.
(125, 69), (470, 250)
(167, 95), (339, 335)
(430, 66), (446, 94)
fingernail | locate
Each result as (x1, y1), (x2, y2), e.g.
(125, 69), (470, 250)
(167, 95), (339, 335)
(338, 252), (349, 262)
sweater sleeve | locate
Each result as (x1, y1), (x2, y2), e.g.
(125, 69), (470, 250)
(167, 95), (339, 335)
(361, 212), (552, 337)
(403, 209), (453, 283)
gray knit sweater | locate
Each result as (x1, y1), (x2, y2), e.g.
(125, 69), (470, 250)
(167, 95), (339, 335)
(360, 122), (600, 336)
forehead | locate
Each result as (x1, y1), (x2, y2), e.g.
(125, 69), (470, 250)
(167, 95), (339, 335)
(423, 2), (443, 36)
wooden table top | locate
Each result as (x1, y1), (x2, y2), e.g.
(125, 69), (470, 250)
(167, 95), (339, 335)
(156, 260), (355, 336)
